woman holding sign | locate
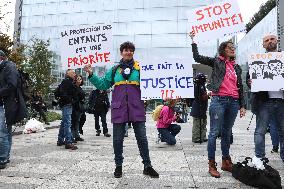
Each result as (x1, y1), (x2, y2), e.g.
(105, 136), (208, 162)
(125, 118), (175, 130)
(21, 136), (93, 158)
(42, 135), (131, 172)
(83, 41), (159, 179)
(189, 33), (246, 178)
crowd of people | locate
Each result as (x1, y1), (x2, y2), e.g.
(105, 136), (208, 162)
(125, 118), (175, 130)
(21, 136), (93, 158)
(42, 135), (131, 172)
(0, 35), (283, 181)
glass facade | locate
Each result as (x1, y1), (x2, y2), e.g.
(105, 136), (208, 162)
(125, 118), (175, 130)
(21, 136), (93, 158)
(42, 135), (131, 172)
(237, 7), (277, 66)
(19, 0), (219, 88)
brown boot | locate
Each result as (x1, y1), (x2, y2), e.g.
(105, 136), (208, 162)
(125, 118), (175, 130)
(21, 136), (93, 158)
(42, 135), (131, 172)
(208, 160), (220, 178)
(221, 157), (233, 172)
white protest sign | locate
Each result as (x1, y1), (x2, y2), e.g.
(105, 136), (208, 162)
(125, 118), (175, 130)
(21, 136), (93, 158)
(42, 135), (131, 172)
(248, 52), (284, 92)
(60, 24), (113, 69)
(140, 58), (194, 100)
(187, 0), (246, 42)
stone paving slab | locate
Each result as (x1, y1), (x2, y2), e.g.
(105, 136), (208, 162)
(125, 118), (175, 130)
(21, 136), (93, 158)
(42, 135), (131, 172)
(0, 111), (283, 189)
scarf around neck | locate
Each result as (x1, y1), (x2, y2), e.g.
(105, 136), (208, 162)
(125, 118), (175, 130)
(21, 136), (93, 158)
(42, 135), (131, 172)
(119, 58), (134, 80)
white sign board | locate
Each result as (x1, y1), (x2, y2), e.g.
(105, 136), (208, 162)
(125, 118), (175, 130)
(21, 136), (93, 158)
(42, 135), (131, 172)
(140, 59), (194, 100)
(60, 24), (113, 69)
(187, 0), (246, 42)
(248, 52), (284, 92)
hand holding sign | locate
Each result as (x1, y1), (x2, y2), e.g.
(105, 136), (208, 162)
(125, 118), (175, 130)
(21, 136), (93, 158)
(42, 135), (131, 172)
(189, 32), (196, 43)
(83, 64), (93, 75)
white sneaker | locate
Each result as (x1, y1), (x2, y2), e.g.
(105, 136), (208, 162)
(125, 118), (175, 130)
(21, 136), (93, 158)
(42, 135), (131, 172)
(252, 156), (265, 170)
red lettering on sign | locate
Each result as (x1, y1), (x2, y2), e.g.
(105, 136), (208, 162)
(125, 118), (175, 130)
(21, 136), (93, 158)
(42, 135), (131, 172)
(67, 52), (111, 67)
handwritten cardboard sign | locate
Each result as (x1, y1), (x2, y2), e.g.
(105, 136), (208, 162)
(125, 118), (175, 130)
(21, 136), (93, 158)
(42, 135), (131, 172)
(248, 52), (284, 92)
(60, 24), (113, 69)
(140, 58), (194, 100)
(187, 0), (246, 42)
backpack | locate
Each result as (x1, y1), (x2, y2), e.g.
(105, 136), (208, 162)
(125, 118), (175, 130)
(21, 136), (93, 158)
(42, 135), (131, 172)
(17, 69), (33, 102)
(152, 105), (164, 121)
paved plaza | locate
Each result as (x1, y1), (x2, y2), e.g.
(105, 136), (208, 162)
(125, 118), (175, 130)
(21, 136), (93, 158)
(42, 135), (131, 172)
(0, 111), (283, 189)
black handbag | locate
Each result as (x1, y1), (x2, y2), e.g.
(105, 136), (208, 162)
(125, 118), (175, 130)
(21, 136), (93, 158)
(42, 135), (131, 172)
(232, 157), (282, 189)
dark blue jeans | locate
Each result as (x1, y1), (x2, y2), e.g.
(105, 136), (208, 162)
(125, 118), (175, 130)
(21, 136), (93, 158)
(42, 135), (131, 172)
(0, 106), (12, 165)
(113, 121), (151, 167)
(268, 114), (279, 148)
(158, 124), (181, 145)
(255, 99), (284, 162)
(208, 96), (239, 160)
(58, 105), (73, 144)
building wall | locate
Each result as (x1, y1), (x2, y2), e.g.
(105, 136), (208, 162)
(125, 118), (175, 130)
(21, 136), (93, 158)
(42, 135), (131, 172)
(19, 0), (219, 88)
(237, 7), (277, 67)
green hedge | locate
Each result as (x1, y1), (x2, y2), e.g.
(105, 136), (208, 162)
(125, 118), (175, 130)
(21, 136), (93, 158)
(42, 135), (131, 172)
(46, 111), (62, 122)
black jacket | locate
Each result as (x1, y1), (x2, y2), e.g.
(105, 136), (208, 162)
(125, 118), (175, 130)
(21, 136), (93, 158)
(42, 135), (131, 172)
(58, 77), (76, 107)
(88, 89), (110, 113)
(190, 83), (208, 118)
(0, 61), (27, 125)
(192, 43), (245, 108)
(73, 86), (86, 112)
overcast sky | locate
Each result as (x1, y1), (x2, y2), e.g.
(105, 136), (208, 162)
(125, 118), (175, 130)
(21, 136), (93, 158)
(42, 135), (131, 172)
(1, 0), (269, 37)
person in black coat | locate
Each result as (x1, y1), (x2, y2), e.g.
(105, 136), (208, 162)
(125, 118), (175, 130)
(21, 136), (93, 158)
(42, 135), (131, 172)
(71, 74), (86, 142)
(31, 91), (49, 124)
(57, 69), (78, 150)
(0, 50), (27, 169)
(190, 73), (208, 143)
(88, 89), (111, 137)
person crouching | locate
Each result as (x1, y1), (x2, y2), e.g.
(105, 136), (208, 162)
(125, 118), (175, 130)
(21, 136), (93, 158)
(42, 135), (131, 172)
(156, 98), (181, 145)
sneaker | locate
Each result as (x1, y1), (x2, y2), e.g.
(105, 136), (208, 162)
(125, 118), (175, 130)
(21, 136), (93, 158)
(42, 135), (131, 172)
(114, 166), (122, 178)
(75, 137), (84, 142)
(65, 143), (78, 150)
(0, 163), (7, 169)
(96, 132), (101, 136)
(252, 156), (265, 170)
(271, 146), (279, 153)
(143, 166), (159, 178)
(104, 133), (111, 137)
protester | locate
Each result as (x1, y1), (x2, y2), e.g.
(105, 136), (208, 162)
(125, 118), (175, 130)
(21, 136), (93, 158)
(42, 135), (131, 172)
(247, 34), (284, 165)
(190, 73), (208, 143)
(57, 69), (78, 150)
(88, 89), (111, 137)
(189, 33), (246, 178)
(84, 41), (159, 178)
(0, 50), (27, 169)
(156, 98), (181, 145)
(31, 91), (49, 125)
(71, 74), (86, 142)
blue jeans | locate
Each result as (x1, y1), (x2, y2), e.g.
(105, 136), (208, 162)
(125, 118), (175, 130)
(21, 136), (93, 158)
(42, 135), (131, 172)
(113, 121), (151, 167)
(158, 124), (181, 145)
(58, 105), (73, 144)
(208, 96), (239, 160)
(268, 114), (279, 148)
(0, 106), (12, 165)
(255, 99), (284, 162)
